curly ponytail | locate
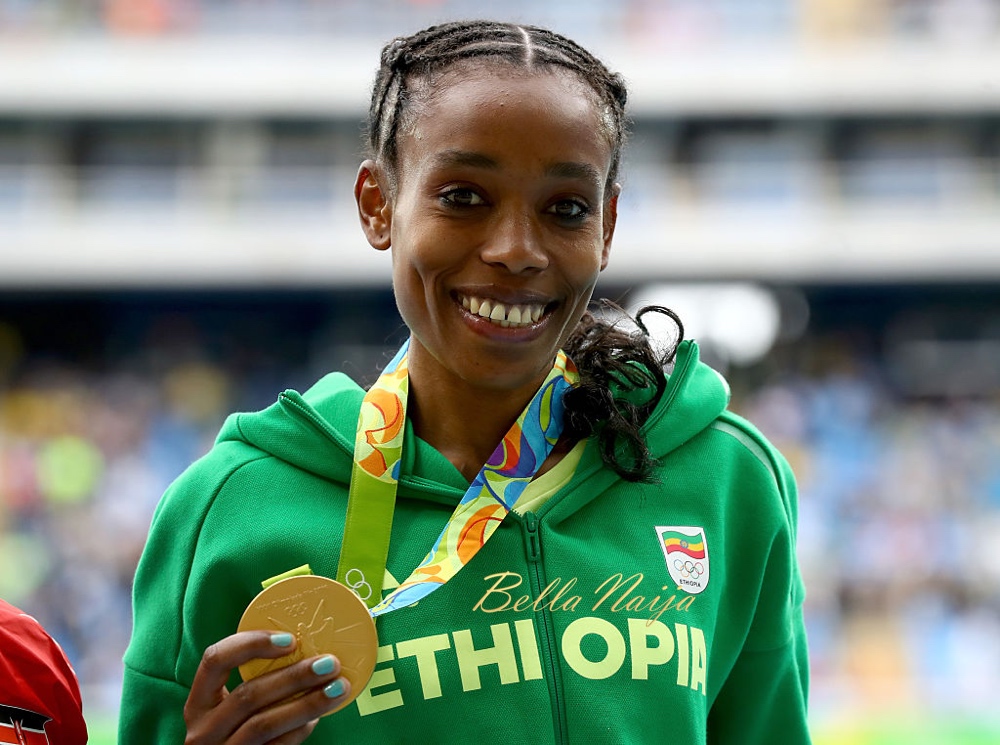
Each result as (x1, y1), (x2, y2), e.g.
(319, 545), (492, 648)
(562, 304), (684, 482)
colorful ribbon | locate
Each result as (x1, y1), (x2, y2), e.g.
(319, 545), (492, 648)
(335, 338), (578, 617)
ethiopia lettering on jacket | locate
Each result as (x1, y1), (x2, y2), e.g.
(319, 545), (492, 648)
(354, 570), (708, 717)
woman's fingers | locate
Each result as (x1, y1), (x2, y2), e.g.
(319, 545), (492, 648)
(231, 678), (352, 745)
(263, 720), (319, 745)
(187, 631), (297, 713)
(184, 630), (349, 744)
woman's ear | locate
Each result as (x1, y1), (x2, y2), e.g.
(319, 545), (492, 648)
(600, 184), (620, 271)
(355, 160), (392, 251)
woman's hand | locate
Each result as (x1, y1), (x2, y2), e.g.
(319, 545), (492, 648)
(184, 630), (351, 744)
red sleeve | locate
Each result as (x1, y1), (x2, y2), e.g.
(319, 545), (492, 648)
(0, 599), (89, 745)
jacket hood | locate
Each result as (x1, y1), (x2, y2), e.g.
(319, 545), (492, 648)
(218, 340), (729, 500)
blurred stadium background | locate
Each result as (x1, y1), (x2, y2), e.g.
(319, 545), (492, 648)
(2, 1), (1000, 742)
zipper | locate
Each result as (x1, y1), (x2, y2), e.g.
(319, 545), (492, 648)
(522, 511), (568, 744)
(524, 511), (541, 561)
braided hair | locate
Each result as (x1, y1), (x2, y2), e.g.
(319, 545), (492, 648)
(366, 20), (683, 481)
(366, 20), (628, 196)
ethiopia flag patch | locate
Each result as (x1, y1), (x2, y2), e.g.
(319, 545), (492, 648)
(656, 526), (710, 594)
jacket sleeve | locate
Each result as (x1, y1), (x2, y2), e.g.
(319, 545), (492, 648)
(118, 668), (191, 744)
(118, 476), (199, 743)
(707, 450), (811, 744)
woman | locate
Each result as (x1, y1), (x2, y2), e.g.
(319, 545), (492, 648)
(119, 20), (810, 744)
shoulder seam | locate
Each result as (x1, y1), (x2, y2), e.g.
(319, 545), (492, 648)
(708, 413), (797, 532)
(711, 412), (791, 495)
(709, 418), (777, 484)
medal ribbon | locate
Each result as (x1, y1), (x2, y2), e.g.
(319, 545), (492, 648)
(336, 338), (579, 617)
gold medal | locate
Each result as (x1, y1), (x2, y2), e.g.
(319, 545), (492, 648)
(238, 575), (378, 714)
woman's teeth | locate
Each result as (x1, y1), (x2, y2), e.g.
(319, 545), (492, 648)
(461, 295), (545, 328)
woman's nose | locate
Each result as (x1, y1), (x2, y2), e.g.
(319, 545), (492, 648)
(479, 211), (549, 274)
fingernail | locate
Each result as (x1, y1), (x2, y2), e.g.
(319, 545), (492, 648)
(312, 655), (336, 676)
(271, 633), (294, 647)
(324, 678), (346, 698)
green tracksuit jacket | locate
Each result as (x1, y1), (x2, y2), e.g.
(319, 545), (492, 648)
(119, 340), (811, 743)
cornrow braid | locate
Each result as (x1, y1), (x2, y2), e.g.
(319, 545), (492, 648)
(366, 19), (629, 196)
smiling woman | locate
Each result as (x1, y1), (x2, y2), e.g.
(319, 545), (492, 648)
(356, 70), (616, 475)
(118, 19), (811, 745)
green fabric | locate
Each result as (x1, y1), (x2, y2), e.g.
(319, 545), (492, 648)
(512, 440), (586, 515)
(119, 340), (811, 744)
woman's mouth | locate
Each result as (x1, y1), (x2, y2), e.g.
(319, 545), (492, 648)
(458, 294), (547, 328)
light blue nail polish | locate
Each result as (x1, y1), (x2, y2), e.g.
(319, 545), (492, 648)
(324, 679), (346, 698)
(312, 655), (336, 676)
(271, 633), (293, 647)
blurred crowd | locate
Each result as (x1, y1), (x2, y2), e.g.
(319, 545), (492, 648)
(0, 318), (237, 711)
(0, 0), (998, 46)
(1, 301), (999, 727)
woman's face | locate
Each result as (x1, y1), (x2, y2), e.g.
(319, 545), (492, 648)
(358, 69), (618, 396)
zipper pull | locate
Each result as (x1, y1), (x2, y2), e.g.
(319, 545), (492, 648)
(523, 511), (541, 563)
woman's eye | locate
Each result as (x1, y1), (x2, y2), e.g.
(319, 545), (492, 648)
(548, 200), (589, 220)
(441, 188), (485, 207)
